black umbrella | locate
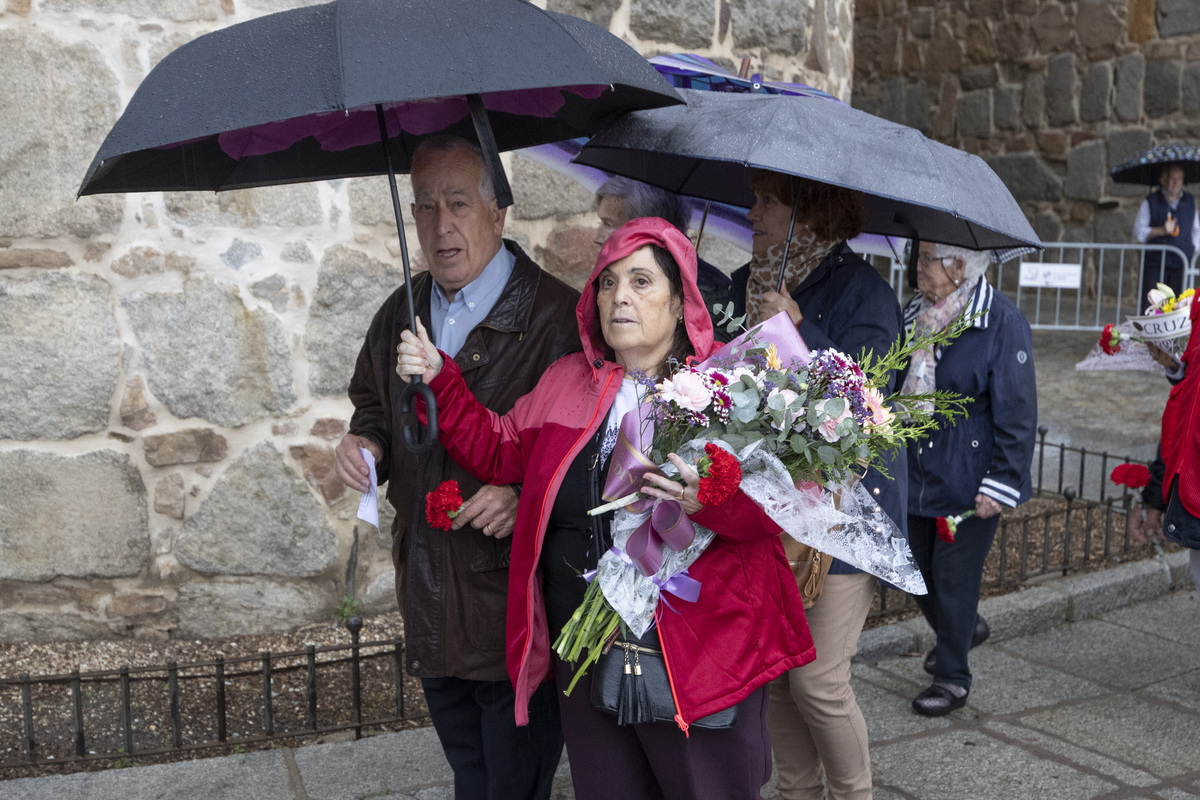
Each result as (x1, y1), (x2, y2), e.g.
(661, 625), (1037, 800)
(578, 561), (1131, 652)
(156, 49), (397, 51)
(78, 0), (680, 452)
(1110, 142), (1200, 186)
(574, 89), (1041, 252)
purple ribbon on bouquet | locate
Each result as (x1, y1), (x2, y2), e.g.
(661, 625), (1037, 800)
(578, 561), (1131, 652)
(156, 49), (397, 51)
(698, 310), (813, 370)
(600, 409), (697, 578)
(584, 549), (702, 606)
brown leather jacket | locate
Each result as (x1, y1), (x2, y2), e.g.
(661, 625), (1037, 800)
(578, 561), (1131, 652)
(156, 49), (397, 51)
(348, 241), (580, 681)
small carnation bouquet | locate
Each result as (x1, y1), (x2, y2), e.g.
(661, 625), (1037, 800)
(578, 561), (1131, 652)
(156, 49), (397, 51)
(935, 510), (975, 543)
(425, 480), (464, 531)
(554, 311), (971, 692)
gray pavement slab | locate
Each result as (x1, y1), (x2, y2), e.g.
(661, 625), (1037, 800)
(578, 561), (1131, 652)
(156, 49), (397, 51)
(995, 617), (1199, 690)
(291, 727), (454, 800)
(871, 730), (1120, 800)
(1102, 590), (1200, 647)
(980, 718), (1161, 789)
(953, 647), (1106, 715)
(1144, 667), (1200, 714)
(1017, 693), (1200, 779)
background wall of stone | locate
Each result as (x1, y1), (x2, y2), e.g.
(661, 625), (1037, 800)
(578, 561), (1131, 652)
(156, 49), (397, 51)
(853, 0), (1200, 255)
(0, 0), (853, 641)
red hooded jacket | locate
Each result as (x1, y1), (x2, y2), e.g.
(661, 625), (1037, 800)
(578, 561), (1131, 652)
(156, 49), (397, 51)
(425, 218), (815, 728)
(1161, 299), (1200, 516)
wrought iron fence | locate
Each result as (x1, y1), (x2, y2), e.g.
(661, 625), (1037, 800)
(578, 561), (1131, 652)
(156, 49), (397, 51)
(0, 435), (1163, 772)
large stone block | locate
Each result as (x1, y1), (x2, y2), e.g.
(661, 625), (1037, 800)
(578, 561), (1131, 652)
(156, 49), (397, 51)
(989, 153), (1062, 202)
(0, 271), (119, 440)
(1159, 0), (1200, 37)
(0, 609), (115, 642)
(1077, 0), (1123, 54)
(535, 225), (602, 291)
(956, 90), (992, 139)
(881, 77), (905, 124)
(177, 443), (337, 577)
(633, 0), (714, 48)
(0, 450), (149, 581)
(0, 29), (122, 239)
(1107, 128), (1154, 167)
(545, 0), (621, 26)
(994, 85), (1021, 131)
(1064, 141), (1107, 202)
(1128, 0), (1155, 43)
(1145, 60), (1182, 118)
(903, 82), (931, 135)
(1185, 64), (1200, 117)
(110, 247), (195, 279)
(1046, 53), (1078, 127)
(1093, 207), (1137, 244)
(1033, 3), (1072, 51)
(40, 0), (220, 20)
(347, 176), (415, 228)
(175, 579), (327, 638)
(163, 184), (321, 228)
(143, 429), (228, 466)
(960, 66), (996, 92)
(305, 245), (408, 397)
(124, 278), (295, 426)
(1115, 53), (1145, 122)
(510, 155), (598, 221)
(729, 0), (810, 53)
(1080, 62), (1112, 123)
(1022, 72), (1045, 129)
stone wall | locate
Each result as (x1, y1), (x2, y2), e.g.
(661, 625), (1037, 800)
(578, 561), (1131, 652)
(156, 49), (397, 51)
(853, 0), (1200, 255)
(0, 0), (852, 640)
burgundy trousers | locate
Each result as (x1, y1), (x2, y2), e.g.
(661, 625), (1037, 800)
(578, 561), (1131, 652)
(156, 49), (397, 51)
(553, 654), (772, 800)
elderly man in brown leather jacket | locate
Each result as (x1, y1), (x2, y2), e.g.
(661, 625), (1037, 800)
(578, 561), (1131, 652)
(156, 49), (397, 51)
(335, 135), (580, 799)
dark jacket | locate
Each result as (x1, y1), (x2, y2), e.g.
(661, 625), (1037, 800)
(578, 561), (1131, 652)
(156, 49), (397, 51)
(348, 240), (580, 681)
(730, 242), (908, 573)
(899, 280), (1037, 517)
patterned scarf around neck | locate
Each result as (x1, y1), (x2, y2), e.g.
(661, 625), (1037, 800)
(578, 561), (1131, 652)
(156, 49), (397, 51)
(899, 276), (980, 412)
(745, 228), (838, 327)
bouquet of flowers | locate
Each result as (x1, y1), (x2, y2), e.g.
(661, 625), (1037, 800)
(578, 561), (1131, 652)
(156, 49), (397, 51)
(1098, 284), (1194, 357)
(554, 311), (971, 692)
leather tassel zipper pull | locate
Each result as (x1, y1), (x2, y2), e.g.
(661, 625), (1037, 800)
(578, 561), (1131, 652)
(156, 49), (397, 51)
(631, 647), (654, 724)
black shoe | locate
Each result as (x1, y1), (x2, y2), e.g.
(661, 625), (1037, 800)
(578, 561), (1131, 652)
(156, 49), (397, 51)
(912, 683), (968, 717)
(923, 616), (992, 675)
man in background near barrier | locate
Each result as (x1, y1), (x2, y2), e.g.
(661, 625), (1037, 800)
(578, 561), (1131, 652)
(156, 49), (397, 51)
(334, 135), (580, 800)
(1133, 163), (1199, 307)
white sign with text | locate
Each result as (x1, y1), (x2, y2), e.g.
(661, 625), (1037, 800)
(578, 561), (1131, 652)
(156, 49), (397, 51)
(1019, 261), (1082, 290)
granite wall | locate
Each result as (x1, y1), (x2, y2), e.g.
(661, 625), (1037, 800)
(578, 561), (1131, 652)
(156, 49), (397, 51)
(0, 0), (853, 640)
(854, 0), (1200, 255)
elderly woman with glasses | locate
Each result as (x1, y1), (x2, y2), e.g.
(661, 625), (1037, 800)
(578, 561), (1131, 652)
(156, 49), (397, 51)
(899, 241), (1037, 716)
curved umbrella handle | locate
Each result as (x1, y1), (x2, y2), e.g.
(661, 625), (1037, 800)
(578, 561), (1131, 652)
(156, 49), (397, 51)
(399, 379), (438, 455)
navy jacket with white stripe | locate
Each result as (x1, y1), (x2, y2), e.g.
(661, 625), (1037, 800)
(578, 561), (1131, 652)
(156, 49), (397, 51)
(899, 279), (1038, 517)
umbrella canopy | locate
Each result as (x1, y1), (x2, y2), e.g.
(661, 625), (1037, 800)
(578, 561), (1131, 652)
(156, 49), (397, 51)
(78, 0), (680, 454)
(1110, 142), (1200, 186)
(574, 89), (1041, 250)
(518, 53), (841, 252)
(78, 0), (680, 196)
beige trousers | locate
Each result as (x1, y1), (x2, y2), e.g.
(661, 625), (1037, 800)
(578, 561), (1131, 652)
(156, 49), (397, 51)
(768, 571), (876, 800)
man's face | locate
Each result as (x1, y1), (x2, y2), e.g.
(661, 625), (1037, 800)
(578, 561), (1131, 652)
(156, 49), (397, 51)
(1161, 165), (1185, 201)
(594, 195), (629, 246)
(411, 148), (506, 299)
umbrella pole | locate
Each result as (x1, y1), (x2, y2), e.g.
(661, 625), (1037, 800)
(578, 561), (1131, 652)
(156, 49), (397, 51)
(775, 182), (804, 294)
(375, 103), (437, 455)
(694, 200), (711, 251)
(468, 94), (515, 209)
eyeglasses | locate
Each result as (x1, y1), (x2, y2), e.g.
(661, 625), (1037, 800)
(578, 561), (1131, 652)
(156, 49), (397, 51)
(917, 254), (955, 269)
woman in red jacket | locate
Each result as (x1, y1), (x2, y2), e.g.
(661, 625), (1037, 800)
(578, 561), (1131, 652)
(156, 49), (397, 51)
(397, 217), (815, 799)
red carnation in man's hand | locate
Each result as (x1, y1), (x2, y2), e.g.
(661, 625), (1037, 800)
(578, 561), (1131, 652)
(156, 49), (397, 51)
(426, 480), (465, 530)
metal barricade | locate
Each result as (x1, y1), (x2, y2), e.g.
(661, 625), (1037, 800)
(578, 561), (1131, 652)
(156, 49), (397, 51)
(875, 242), (1196, 331)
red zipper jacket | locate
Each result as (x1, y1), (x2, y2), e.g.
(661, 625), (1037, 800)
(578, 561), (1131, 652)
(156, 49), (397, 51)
(426, 218), (815, 727)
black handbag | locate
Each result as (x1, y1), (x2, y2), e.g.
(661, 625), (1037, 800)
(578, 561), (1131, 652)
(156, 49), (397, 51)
(589, 629), (738, 729)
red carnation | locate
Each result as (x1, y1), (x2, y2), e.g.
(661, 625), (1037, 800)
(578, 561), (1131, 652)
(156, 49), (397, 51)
(425, 480), (465, 530)
(696, 442), (742, 507)
(936, 516), (954, 543)
(1110, 463), (1150, 489)
(1099, 323), (1122, 355)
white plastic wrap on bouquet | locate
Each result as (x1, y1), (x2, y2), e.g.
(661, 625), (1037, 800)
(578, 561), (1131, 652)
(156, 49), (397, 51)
(596, 438), (926, 636)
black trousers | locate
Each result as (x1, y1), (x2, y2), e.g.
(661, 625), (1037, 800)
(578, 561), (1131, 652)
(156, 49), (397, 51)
(421, 676), (564, 800)
(907, 512), (1000, 690)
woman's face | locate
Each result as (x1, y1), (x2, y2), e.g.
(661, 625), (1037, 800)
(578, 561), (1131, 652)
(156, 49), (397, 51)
(596, 246), (684, 375)
(915, 242), (966, 303)
(747, 187), (797, 259)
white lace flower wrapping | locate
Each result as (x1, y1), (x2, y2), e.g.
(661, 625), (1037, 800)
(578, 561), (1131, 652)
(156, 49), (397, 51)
(595, 438), (926, 637)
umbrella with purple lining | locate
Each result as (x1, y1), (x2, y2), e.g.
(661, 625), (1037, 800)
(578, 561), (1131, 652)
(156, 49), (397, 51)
(78, 0), (681, 452)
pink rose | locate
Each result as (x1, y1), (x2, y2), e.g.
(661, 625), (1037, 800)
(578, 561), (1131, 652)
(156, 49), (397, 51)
(660, 370), (712, 413)
(815, 398), (852, 442)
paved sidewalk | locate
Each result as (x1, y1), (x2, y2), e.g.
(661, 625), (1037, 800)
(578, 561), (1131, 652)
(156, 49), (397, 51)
(2, 550), (1196, 800)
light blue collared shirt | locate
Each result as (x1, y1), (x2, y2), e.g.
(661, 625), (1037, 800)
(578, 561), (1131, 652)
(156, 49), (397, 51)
(429, 244), (515, 358)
